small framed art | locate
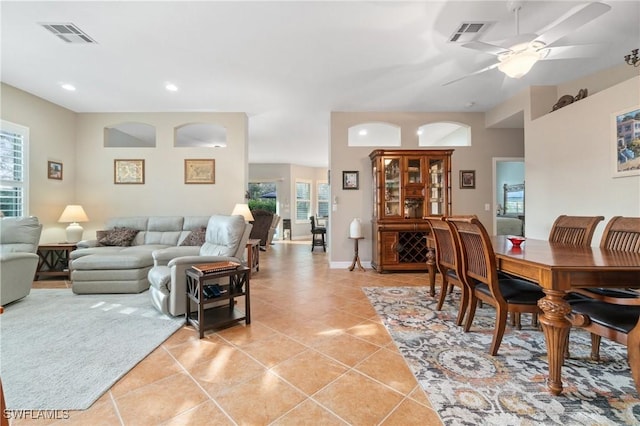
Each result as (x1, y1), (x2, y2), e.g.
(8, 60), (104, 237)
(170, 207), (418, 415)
(185, 159), (215, 184)
(114, 159), (145, 184)
(343, 171), (359, 190)
(460, 170), (475, 189)
(48, 161), (63, 180)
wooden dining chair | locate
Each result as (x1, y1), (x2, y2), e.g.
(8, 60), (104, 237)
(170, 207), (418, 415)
(548, 214), (604, 246)
(568, 216), (640, 376)
(446, 216), (546, 356)
(509, 214), (605, 330)
(424, 216), (468, 326)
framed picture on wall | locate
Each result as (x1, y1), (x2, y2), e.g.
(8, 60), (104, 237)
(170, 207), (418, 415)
(460, 170), (475, 189)
(612, 106), (640, 178)
(47, 161), (63, 180)
(184, 159), (215, 184)
(114, 159), (145, 184)
(342, 171), (359, 190)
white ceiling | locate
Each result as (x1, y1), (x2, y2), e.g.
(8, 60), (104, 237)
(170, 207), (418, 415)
(2, 1), (639, 168)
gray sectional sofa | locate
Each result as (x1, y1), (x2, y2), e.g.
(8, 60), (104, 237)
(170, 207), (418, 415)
(70, 216), (211, 294)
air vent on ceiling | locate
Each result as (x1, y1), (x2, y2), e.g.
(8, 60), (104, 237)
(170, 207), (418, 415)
(448, 22), (492, 43)
(39, 23), (96, 44)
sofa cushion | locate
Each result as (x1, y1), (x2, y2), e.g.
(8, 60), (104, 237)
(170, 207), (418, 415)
(71, 252), (155, 270)
(180, 227), (207, 246)
(97, 227), (139, 246)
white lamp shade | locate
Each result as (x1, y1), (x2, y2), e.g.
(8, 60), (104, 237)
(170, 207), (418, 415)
(58, 205), (89, 223)
(231, 203), (255, 222)
(58, 205), (89, 243)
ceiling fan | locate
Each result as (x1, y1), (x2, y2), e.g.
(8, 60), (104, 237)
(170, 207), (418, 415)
(444, 1), (611, 85)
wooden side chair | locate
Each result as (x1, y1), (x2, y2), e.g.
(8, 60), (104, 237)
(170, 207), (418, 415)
(568, 216), (640, 390)
(310, 216), (326, 252)
(548, 214), (604, 245)
(424, 216), (468, 326)
(446, 216), (546, 356)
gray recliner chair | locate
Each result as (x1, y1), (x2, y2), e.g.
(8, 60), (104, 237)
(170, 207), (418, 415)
(147, 215), (252, 316)
(0, 216), (43, 306)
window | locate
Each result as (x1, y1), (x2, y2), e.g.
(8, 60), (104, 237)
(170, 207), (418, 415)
(348, 122), (401, 147)
(317, 181), (329, 218)
(0, 120), (29, 217)
(418, 122), (471, 147)
(295, 180), (311, 222)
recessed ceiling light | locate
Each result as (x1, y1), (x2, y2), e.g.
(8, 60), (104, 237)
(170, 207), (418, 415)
(165, 83), (178, 92)
(358, 129), (368, 136)
(61, 83), (76, 91)
(417, 130), (423, 135)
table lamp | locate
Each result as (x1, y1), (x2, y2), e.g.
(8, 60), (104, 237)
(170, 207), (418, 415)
(231, 203), (254, 222)
(58, 205), (89, 242)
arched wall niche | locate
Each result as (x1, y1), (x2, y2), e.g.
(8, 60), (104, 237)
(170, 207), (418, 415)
(347, 122), (401, 147)
(174, 123), (227, 148)
(104, 122), (156, 147)
(418, 122), (471, 147)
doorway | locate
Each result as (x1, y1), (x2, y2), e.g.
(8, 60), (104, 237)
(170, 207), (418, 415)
(493, 158), (525, 236)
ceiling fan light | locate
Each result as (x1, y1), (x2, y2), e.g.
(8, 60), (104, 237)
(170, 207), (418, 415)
(498, 50), (540, 78)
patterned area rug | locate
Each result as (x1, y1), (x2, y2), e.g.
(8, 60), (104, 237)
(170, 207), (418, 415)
(363, 287), (640, 425)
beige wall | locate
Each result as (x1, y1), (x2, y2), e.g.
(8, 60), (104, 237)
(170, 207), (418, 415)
(1, 84), (77, 242)
(329, 112), (524, 267)
(525, 75), (640, 243)
(1, 83), (249, 243)
(74, 112), (249, 239)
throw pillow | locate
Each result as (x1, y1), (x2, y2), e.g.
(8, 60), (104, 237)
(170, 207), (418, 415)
(97, 227), (139, 246)
(180, 227), (207, 246)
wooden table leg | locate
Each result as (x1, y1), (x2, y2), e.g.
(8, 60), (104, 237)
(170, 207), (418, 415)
(426, 247), (436, 297)
(627, 316), (640, 394)
(537, 289), (572, 395)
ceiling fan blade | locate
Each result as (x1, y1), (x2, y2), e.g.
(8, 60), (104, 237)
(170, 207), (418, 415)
(541, 43), (606, 60)
(442, 62), (500, 86)
(462, 41), (511, 56)
(533, 2), (611, 47)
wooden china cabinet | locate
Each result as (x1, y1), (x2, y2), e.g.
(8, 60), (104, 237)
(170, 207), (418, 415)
(370, 149), (453, 272)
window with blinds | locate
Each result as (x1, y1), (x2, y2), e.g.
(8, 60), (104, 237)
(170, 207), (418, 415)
(317, 181), (329, 218)
(1, 121), (29, 217)
(295, 180), (311, 222)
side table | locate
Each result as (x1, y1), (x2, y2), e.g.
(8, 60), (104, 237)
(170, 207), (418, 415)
(348, 237), (365, 271)
(35, 243), (77, 280)
(185, 265), (251, 338)
(246, 238), (260, 276)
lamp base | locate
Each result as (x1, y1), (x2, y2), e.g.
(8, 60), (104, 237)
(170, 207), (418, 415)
(66, 223), (84, 243)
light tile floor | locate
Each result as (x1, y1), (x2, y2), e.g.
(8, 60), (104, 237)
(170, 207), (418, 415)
(17, 241), (443, 425)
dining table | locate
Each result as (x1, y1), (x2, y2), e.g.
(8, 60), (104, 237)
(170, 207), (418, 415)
(490, 235), (640, 395)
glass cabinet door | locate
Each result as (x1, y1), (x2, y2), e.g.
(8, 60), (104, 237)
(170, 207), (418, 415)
(405, 157), (423, 185)
(427, 158), (445, 216)
(383, 157), (401, 217)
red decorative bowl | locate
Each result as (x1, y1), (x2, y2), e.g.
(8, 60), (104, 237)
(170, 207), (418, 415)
(507, 236), (526, 248)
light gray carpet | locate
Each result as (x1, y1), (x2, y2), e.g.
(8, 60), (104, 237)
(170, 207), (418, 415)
(0, 289), (183, 410)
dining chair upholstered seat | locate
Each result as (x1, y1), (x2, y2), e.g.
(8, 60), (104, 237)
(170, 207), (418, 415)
(548, 215), (604, 246)
(310, 216), (326, 252)
(425, 216), (468, 326)
(446, 215), (545, 356)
